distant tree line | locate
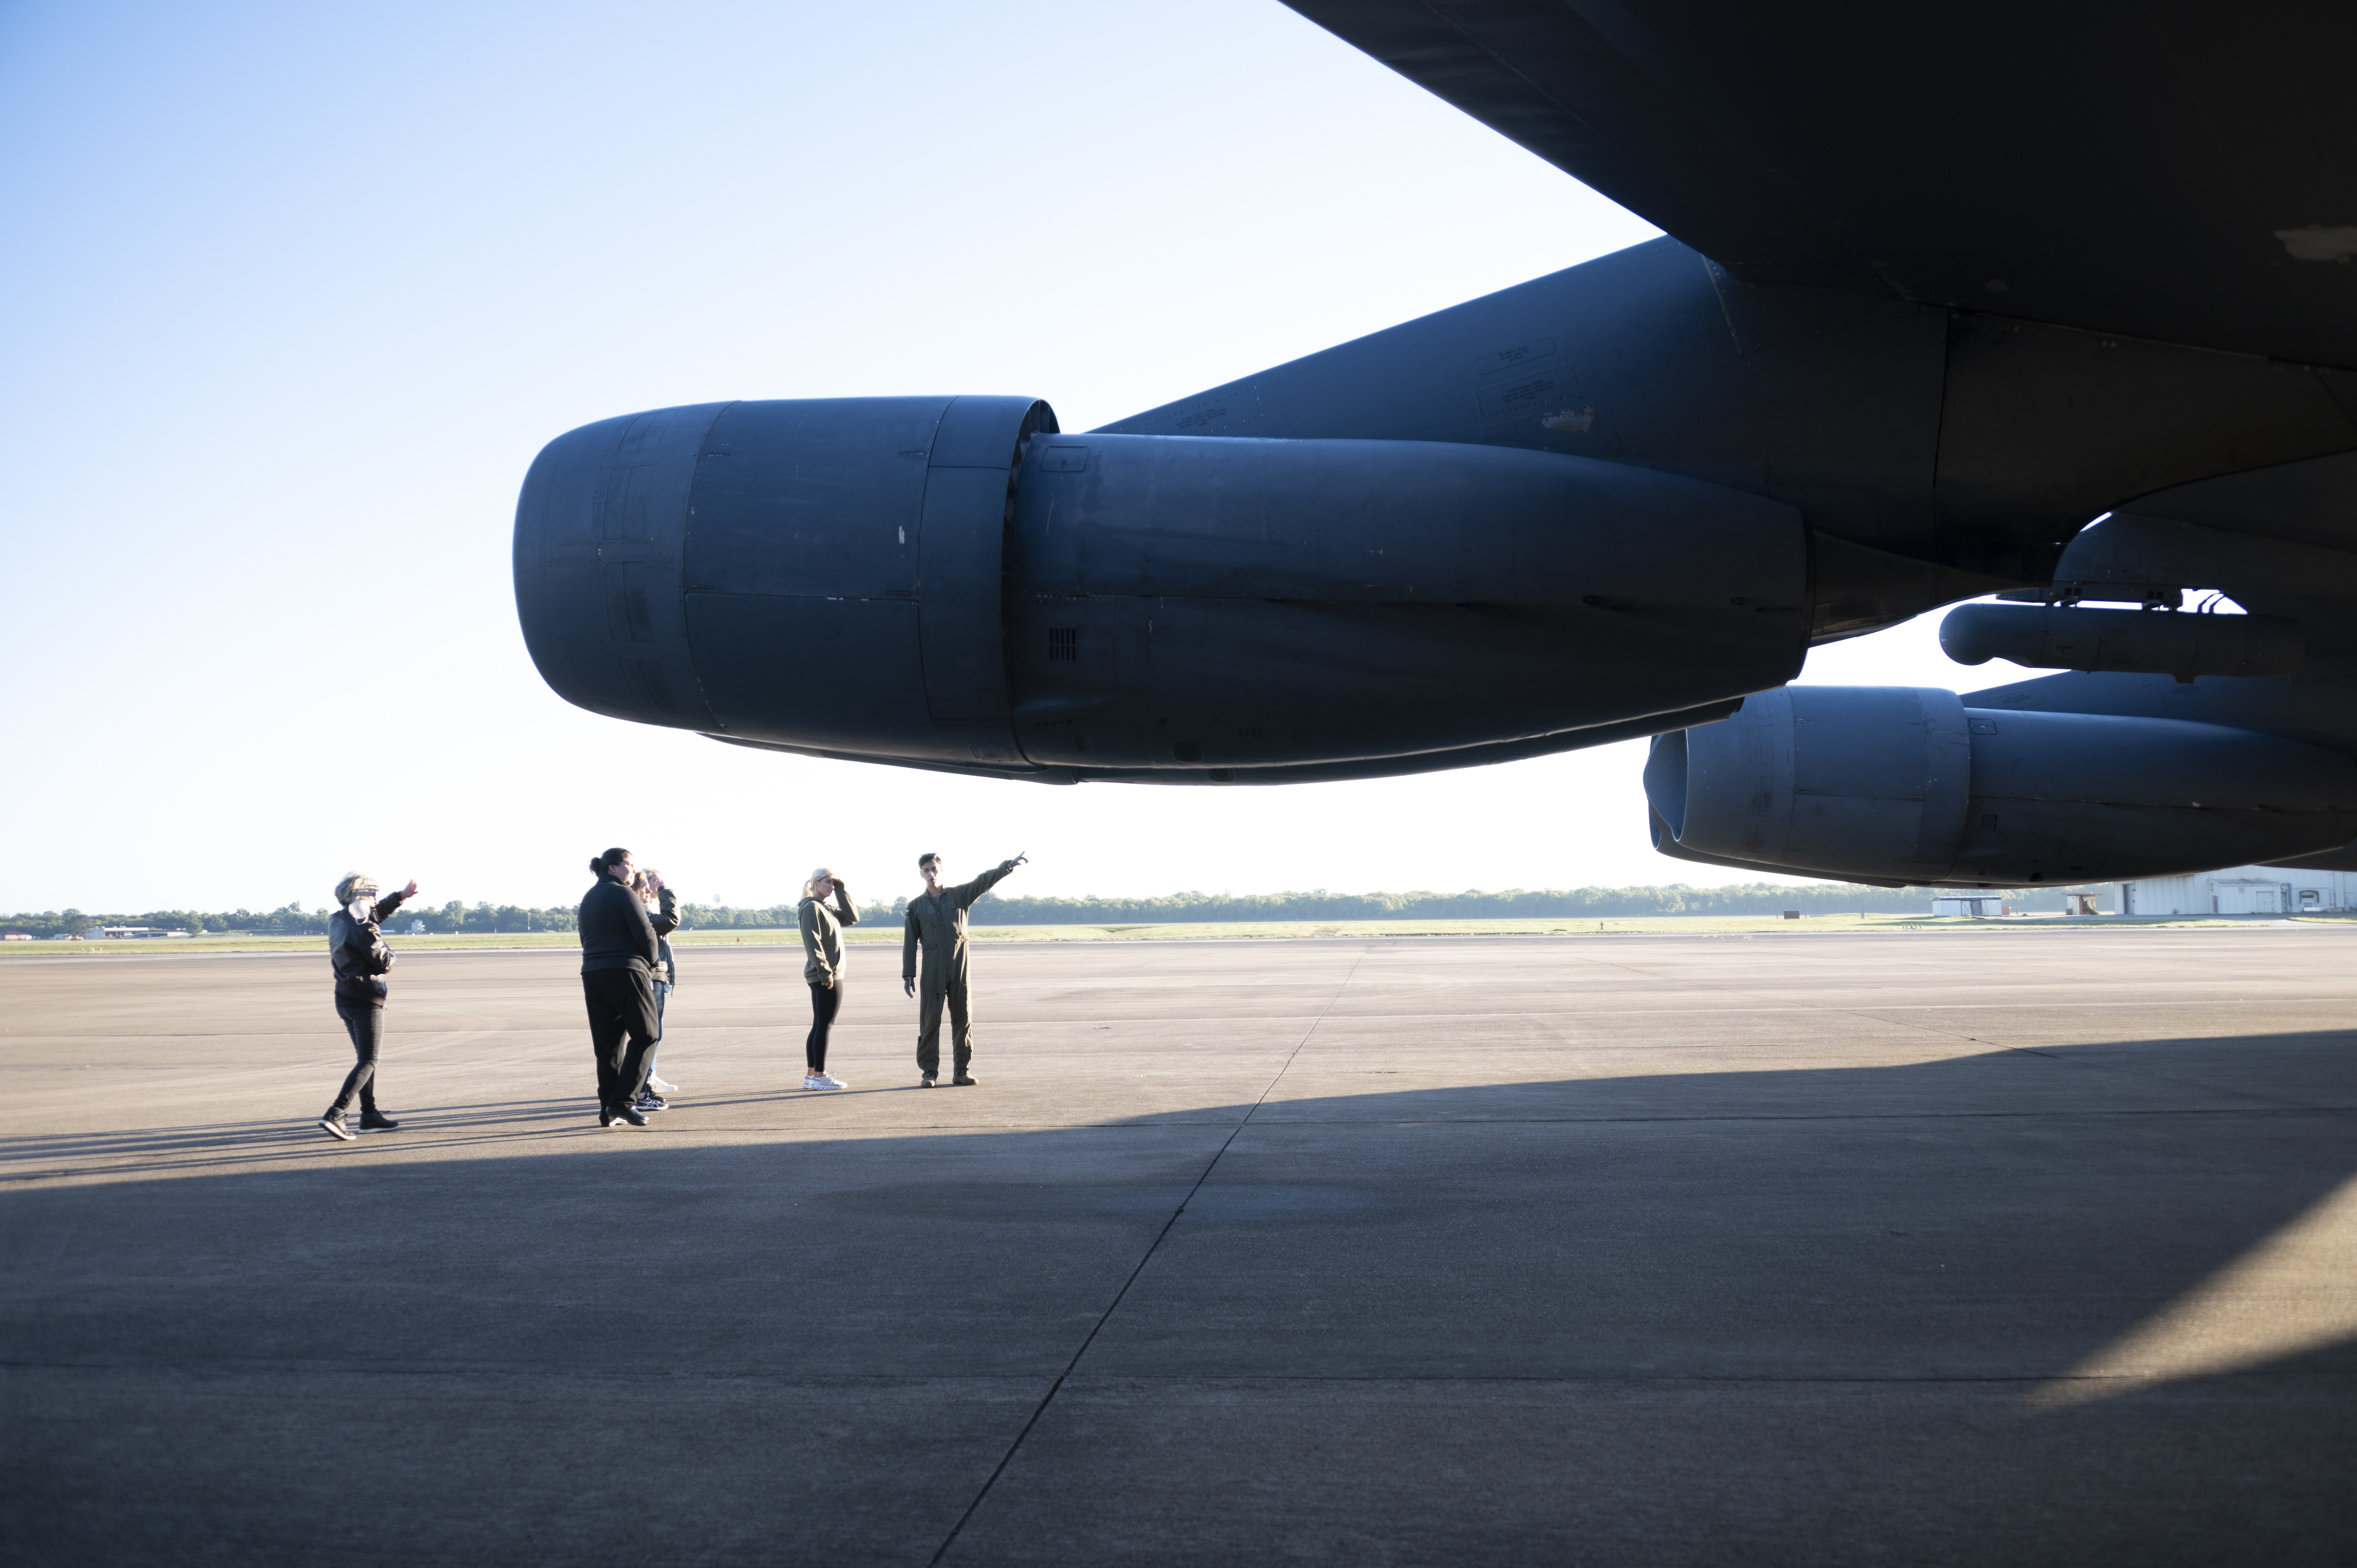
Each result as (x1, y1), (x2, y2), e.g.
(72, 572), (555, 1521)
(678, 901), (901, 930)
(1, 881), (2107, 939)
(958, 882), (2104, 923)
(0, 897), (905, 939)
(0, 902), (591, 938)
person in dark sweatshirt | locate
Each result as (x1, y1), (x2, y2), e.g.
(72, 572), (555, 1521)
(318, 871), (418, 1142)
(578, 847), (661, 1128)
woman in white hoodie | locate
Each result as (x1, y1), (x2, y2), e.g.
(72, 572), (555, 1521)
(797, 867), (859, 1090)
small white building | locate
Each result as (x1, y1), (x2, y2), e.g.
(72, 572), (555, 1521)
(1933, 896), (2010, 917)
(2117, 865), (2357, 916)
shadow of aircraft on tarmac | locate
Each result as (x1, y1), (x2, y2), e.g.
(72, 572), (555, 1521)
(3, 1029), (2352, 1566)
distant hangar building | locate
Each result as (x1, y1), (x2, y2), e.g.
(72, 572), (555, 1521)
(1933, 896), (2010, 917)
(2117, 867), (2356, 916)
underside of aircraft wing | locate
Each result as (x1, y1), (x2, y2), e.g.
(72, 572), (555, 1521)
(1282, 1), (2357, 366)
(511, 1), (2357, 890)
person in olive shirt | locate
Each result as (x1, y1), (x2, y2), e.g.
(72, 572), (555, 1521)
(318, 871), (418, 1142)
(797, 867), (858, 1091)
(578, 846), (661, 1128)
(901, 850), (1025, 1087)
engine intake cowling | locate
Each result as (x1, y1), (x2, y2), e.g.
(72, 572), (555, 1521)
(515, 397), (1815, 781)
(514, 395), (1056, 770)
(1644, 686), (2357, 885)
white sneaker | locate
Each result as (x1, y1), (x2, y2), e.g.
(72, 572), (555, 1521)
(805, 1072), (847, 1091)
(649, 1075), (678, 1095)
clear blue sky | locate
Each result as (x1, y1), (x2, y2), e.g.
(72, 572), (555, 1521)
(1, 0), (1980, 913)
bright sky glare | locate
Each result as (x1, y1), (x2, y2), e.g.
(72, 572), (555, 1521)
(2, 0), (2007, 914)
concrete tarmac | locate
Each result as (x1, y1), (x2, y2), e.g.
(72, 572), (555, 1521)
(3, 930), (2353, 1565)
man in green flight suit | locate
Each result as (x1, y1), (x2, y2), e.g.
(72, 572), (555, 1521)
(902, 849), (1026, 1087)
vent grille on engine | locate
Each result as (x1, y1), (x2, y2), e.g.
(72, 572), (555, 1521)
(1047, 627), (1079, 662)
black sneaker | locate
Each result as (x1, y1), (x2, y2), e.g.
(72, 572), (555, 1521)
(359, 1110), (400, 1132)
(632, 1091), (667, 1112)
(614, 1104), (649, 1128)
(920, 1074), (936, 1088)
(318, 1114), (355, 1142)
(952, 1073), (978, 1086)
(598, 1104), (619, 1129)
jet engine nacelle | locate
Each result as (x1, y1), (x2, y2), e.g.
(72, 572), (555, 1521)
(515, 397), (1814, 782)
(1938, 603), (2304, 678)
(1644, 686), (2357, 885)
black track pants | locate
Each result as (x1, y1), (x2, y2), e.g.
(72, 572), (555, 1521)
(329, 994), (383, 1116)
(807, 981), (841, 1072)
(582, 969), (660, 1108)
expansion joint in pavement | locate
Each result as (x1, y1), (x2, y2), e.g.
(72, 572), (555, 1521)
(923, 947), (1370, 1566)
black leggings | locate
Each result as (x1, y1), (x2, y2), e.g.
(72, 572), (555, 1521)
(330, 993), (382, 1115)
(807, 981), (842, 1072)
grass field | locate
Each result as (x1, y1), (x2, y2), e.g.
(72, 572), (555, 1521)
(6, 909), (2347, 957)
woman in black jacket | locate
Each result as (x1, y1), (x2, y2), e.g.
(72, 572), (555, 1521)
(578, 847), (661, 1128)
(318, 871), (417, 1141)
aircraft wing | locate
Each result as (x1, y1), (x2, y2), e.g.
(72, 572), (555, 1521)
(517, 2), (2357, 889)
(1282, 1), (2357, 367)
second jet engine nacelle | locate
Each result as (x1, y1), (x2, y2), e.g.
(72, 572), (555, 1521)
(1938, 603), (2304, 678)
(515, 396), (1814, 782)
(1643, 686), (2357, 885)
